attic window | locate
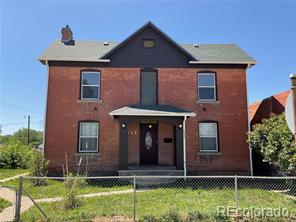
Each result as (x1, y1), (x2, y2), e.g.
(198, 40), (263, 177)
(143, 39), (155, 48)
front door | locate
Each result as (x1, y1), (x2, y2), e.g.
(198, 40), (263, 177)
(140, 123), (158, 164)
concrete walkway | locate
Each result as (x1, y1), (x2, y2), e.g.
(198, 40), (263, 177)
(0, 187), (33, 222)
(0, 173), (29, 183)
(35, 189), (134, 203)
(0, 188), (135, 221)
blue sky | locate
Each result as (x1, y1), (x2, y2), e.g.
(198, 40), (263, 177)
(0, 0), (295, 135)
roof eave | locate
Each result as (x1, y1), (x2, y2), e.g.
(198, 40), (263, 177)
(109, 113), (196, 117)
(189, 61), (256, 66)
(38, 58), (111, 65)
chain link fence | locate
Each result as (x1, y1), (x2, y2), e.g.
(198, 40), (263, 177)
(2, 176), (296, 221)
(0, 185), (17, 222)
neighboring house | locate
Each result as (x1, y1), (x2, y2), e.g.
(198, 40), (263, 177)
(39, 22), (256, 176)
(249, 90), (290, 176)
(249, 90), (289, 126)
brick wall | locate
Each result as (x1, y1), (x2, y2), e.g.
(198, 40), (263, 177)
(45, 66), (250, 175)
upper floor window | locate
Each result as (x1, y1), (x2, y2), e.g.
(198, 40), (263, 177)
(81, 71), (100, 100)
(199, 122), (218, 152)
(198, 73), (216, 101)
(79, 122), (99, 153)
(143, 39), (155, 48)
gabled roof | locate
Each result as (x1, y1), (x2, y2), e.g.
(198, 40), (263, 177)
(109, 105), (196, 117)
(101, 21), (197, 61)
(38, 22), (256, 65)
(249, 90), (290, 123)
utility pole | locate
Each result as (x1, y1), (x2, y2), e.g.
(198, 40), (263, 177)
(27, 115), (30, 145)
(290, 74), (296, 140)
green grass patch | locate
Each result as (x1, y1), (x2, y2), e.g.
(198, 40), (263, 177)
(0, 198), (11, 213)
(4, 178), (132, 199)
(21, 188), (296, 222)
(0, 168), (29, 180)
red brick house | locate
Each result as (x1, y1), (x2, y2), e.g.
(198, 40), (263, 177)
(39, 22), (256, 176)
(249, 90), (289, 126)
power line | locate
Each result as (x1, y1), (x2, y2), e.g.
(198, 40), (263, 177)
(0, 102), (43, 115)
(0, 120), (43, 126)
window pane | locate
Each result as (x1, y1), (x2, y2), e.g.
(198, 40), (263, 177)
(80, 123), (98, 137)
(199, 123), (217, 137)
(80, 138), (97, 151)
(198, 74), (215, 86)
(199, 88), (215, 100)
(82, 72), (99, 85)
(200, 137), (217, 151)
(83, 86), (99, 99)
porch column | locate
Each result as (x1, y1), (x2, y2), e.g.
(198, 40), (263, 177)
(175, 123), (184, 170)
(119, 119), (128, 170)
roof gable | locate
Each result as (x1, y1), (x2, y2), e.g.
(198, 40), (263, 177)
(100, 21), (197, 62)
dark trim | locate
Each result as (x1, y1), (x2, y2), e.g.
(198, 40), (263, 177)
(198, 120), (220, 153)
(48, 61), (250, 69)
(100, 21), (197, 61)
(140, 68), (158, 105)
(77, 120), (100, 153)
(175, 124), (184, 170)
(197, 71), (218, 101)
(119, 119), (129, 170)
(79, 70), (101, 100)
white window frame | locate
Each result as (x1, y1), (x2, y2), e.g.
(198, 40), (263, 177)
(79, 122), (99, 153)
(199, 122), (218, 152)
(198, 73), (216, 101)
(81, 71), (100, 100)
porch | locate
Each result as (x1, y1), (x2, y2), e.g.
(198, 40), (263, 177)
(109, 105), (196, 176)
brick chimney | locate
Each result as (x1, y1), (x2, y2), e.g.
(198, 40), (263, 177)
(61, 25), (73, 43)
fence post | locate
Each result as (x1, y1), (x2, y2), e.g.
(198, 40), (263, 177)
(15, 176), (23, 222)
(133, 175), (136, 221)
(234, 175), (238, 217)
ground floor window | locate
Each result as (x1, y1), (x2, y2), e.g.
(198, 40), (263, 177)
(199, 122), (218, 152)
(79, 122), (99, 152)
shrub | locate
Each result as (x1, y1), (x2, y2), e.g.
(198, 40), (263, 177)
(62, 188), (81, 210)
(138, 215), (159, 222)
(162, 209), (182, 222)
(30, 151), (49, 186)
(186, 211), (207, 222)
(0, 138), (34, 169)
(63, 173), (87, 190)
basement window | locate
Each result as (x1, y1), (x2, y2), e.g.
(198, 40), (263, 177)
(198, 73), (216, 101)
(143, 39), (155, 48)
(199, 122), (218, 152)
(79, 122), (99, 153)
(81, 71), (100, 100)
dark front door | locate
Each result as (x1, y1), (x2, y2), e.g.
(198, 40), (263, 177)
(140, 123), (158, 164)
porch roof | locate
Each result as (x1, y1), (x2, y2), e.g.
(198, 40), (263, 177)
(109, 105), (196, 117)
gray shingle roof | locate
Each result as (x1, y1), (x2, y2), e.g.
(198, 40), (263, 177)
(109, 105), (196, 117)
(38, 40), (256, 65)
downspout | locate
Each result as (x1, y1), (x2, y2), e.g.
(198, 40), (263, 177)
(183, 116), (187, 176)
(246, 63), (253, 176)
(42, 60), (49, 155)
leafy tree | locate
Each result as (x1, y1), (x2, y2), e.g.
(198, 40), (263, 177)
(0, 138), (34, 169)
(249, 113), (296, 175)
(12, 128), (43, 147)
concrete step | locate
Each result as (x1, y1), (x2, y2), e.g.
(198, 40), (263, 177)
(118, 170), (184, 176)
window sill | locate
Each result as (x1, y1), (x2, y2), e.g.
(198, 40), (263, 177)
(196, 100), (220, 104)
(198, 152), (222, 156)
(74, 152), (100, 156)
(77, 99), (102, 103)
